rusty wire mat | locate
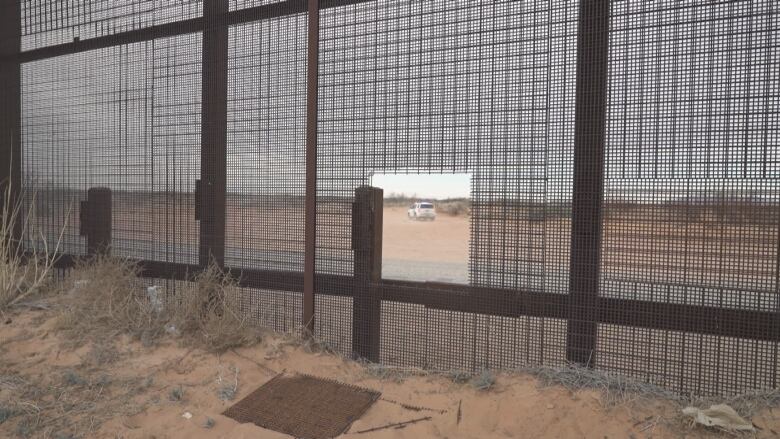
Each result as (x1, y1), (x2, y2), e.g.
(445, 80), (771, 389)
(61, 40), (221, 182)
(222, 373), (380, 439)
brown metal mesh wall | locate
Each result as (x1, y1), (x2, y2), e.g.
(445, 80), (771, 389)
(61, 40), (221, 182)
(316, 0), (578, 367)
(598, 0), (780, 395)
(21, 1), (204, 51)
(3, 0), (779, 396)
(230, 0), (286, 12)
(226, 13), (307, 329)
(20, 34), (202, 265)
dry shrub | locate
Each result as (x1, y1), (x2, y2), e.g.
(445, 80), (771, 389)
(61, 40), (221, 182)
(0, 366), (152, 438)
(57, 257), (166, 346)
(57, 257), (259, 353)
(0, 182), (66, 312)
(169, 264), (260, 353)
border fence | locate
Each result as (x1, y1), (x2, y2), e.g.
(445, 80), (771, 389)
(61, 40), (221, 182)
(0, 0), (778, 396)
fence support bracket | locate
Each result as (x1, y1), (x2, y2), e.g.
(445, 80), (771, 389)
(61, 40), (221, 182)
(80, 188), (112, 256)
(352, 185), (383, 362)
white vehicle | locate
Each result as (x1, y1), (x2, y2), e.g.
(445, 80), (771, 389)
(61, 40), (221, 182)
(407, 201), (436, 221)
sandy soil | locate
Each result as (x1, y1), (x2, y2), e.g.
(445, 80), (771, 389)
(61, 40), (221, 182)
(2, 307), (779, 439)
(382, 207), (469, 263)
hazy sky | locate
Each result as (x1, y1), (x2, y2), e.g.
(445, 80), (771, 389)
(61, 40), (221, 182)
(371, 173), (471, 200)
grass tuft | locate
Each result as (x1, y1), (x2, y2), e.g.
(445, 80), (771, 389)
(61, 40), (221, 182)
(168, 386), (184, 402)
(62, 370), (87, 387)
(470, 369), (496, 391)
(0, 407), (15, 424)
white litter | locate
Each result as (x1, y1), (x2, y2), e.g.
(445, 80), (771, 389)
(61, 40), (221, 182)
(146, 285), (164, 312)
(182, 412), (193, 420)
(165, 323), (179, 336)
(682, 404), (755, 433)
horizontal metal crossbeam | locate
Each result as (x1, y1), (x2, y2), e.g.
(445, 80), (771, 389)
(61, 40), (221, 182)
(49, 253), (780, 343)
(12, 0), (375, 64)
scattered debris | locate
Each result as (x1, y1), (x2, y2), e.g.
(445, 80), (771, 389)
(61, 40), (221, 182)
(181, 412), (193, 420)
(456, 400), (462, 425)
(379, 398), (446, 414)
(203, 417), (215, 429)
(683, 404), (755, 433)
(165, 323), (179, 336)
(354, 416), (433, 434)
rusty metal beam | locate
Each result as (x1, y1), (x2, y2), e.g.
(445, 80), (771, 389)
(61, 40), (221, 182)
(79, 188), (113, 256)
(351, 186), (383, 361)
(199, 0), (229, 269)
(303, 0), (320, 334)
(0, 0), (21, 243)
(46, 252), (780, 343)
(566, 0), (611, 367)
(13, 0), (376, 64)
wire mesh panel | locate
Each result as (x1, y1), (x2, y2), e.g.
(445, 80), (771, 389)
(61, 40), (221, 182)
(317, 0), (578, 366)
(601, 0), (780, 394)
(4, 0), (780, 398)
(21, 34), (202, 264)
(227, 15), (307, 274)
(229, 0), (286, 12)
(226, 13), (308, 328)
(21, 0), (204, 51)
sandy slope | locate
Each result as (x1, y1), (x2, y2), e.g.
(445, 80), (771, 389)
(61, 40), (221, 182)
(1, 308), (777, 439)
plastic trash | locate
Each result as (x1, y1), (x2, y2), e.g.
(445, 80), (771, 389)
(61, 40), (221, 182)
(146, 285), (163, 312)
(682, 404), (755, 432)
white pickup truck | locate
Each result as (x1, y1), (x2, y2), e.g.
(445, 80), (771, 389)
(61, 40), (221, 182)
(407, 202), (436, 221)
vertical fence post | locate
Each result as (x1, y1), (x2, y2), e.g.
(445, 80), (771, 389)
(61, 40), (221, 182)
(0, 1), (21, 244)
(303, 0), (320, 334)
(199, 0), (229, 269)
(352, 186), (383, 361)
(566, 0), (611, 367)
(80, 188), (112, 256)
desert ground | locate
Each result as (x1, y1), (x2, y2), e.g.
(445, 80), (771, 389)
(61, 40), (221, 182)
(382, 206), (470, 283)
(3, 305), (780, 439)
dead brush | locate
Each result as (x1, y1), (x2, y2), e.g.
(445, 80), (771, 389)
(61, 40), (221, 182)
(0, 179), (68, 313)
(168, 263), (260, 353)
(56, 258), (260, 353)
(56, 256), (168, 347)
(0, 366), (150, 439)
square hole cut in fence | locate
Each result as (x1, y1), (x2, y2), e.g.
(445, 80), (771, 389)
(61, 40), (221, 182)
(222, 373), (381, 439)
(371, 172), (472, 284)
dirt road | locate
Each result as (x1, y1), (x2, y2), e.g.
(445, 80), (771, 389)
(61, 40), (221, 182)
(382, 207), (469, 283)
